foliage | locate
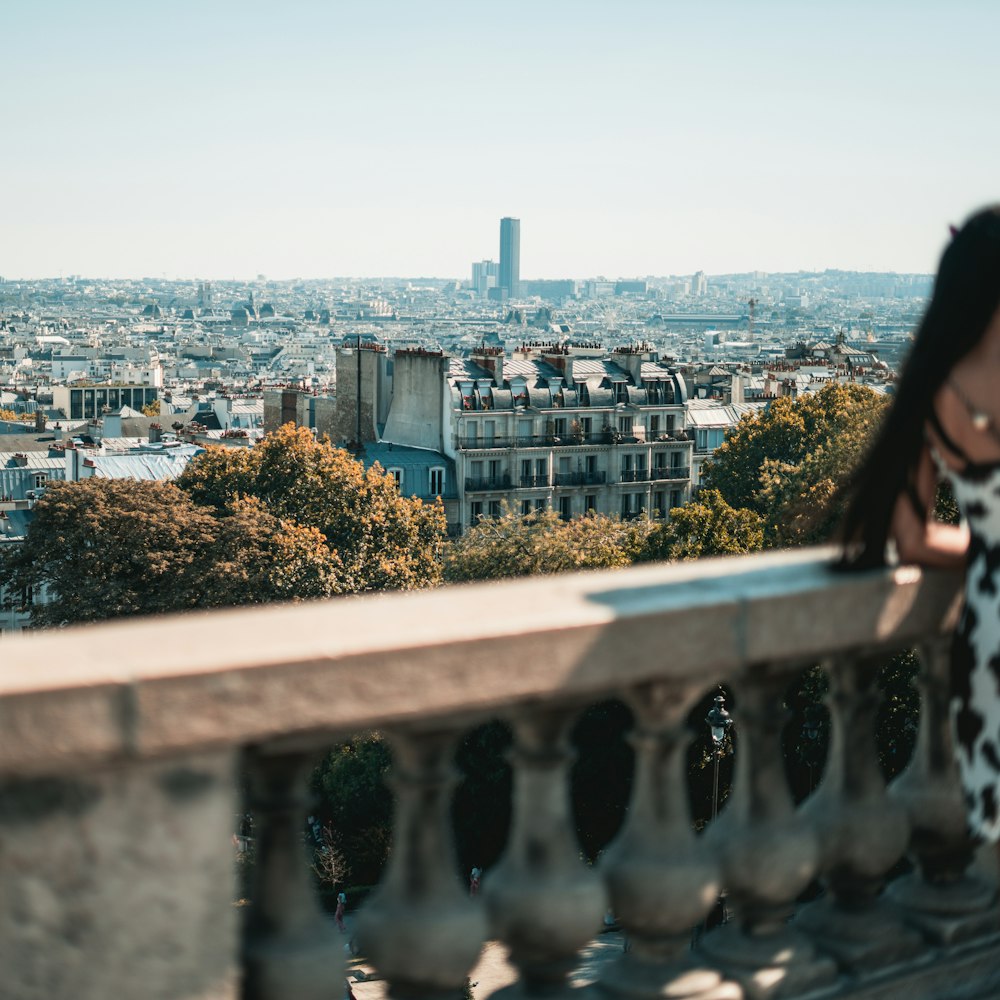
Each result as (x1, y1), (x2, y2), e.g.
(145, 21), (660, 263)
(0, 478), (342, 626)
(311, 736), (394, 887)
(701, 383), (889, 545)
(442, 502), (649, 582)
(639, 489), (764, 561)
(141, 400), (161, 417)
(0, 408), (28, 422)
(178, 424), (446, 593)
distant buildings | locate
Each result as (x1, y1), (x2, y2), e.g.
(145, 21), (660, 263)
(499, 217), (520, 299)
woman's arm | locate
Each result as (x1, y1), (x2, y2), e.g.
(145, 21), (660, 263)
(890, 445), (969, 570)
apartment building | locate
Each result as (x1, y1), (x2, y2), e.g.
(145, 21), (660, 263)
(333, 340), (694, 534)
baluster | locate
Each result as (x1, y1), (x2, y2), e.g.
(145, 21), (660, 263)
(698, 671), (837, 1000)
(483, 704), (607, 998)
(242, 744), (342, 1000)
(598, 681), (740, 1000)
(796, 654), (923, 971)
(888, 638), (1000, 944)
(357, 727), (487, 1000)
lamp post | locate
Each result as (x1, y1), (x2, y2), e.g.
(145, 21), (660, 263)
(802, 704), (823, 794)
(706, 691), (732, 822)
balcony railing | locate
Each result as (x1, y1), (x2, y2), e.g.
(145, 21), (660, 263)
(553, 471), (607, 487)
(518, 475), (550, 488)
(3, 550), (998, 1000)
(457, 433), (611, 450)
(465, 475), (513, 492)
(650, 466), (691, 481)
(620, 469), (651, 483)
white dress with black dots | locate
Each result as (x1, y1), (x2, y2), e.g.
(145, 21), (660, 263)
(929, 419), (1000, 842)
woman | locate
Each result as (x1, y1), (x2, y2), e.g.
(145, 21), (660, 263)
(840, 205), (1000, 843)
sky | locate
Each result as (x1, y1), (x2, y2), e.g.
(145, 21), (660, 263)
(2, 0), (999, 280)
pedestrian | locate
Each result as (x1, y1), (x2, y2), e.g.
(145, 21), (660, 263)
(335, 890), (347, 932)
(469, 867), (481, 897)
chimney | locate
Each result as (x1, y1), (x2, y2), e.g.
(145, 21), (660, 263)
(149, 423), (162, 444)
(34, 409), (46, 433)
(13, 453), (28, 467)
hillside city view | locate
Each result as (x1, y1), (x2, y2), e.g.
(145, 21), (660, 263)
(4, 3), (1000, 1000)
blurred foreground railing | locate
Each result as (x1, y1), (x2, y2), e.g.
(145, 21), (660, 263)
(0, 548), (997, 1000)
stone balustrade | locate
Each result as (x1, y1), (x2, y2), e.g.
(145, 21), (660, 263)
(1, 548), (998, 1000)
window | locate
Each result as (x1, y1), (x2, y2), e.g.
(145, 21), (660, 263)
(518, 419), (532, 442)
(483, 420), (496, 447)
(521, 459), (532, 479)
(580, 416), (592, 436)
(534, 499), (546, 511)
(654, 491), (666, 514)
(554, 417), (567, 437)
(649, 414), (660, 437)
(535, 458), (547, 477)
(585, 494), (596, 512)
(618, 416), (633, 435)
(470, 501), (483, 522)
(488, 459), (501, 481)
(429, 467), (444, 495)
(559, 496), (572, 521)
(670, 490), (681, 508)
(33, 473), (48, 490)
(471, 460), (484, 478)
(488, 500), (501, 519)
(522, 500), (532, 515)
(465, 423), (479, 447)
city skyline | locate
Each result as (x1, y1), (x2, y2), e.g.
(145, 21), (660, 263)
(3, 1), (999, 281)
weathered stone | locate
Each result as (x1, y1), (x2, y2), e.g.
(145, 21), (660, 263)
(0, 750), (239, 1000)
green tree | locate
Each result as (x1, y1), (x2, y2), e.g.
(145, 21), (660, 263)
(178, 424), (445, 593)
(311, 736), (394, 887)
(0, 479), (343, 627)
(639, 489), (764, 561)
(443, 503), (649, 583)
(701, 383), (888, 545)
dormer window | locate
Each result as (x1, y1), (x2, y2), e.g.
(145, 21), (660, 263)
(387, 467), (403, 490)
(429, 467), (445, 496)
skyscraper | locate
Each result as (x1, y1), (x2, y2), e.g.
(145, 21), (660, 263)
(499, 217), (520, 299)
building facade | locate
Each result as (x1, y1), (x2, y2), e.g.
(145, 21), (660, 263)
(332, 341), (694, 535)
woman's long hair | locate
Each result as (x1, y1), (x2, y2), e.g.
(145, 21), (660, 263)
(839, 206), (1000, 567)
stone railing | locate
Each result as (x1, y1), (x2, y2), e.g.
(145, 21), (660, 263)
(1, 549), (998, 1000)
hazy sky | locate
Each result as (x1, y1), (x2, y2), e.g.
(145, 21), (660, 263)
(3, 0), (998, 280)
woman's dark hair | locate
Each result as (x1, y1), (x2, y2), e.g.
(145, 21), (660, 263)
(839, 205), (1000, 567)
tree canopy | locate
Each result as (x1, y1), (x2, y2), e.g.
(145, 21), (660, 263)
(442, 503), (649, 583)
(700, 383), (889, 546)
(177, 424), (445, 593)
(640, 489), (764, 561)
(0, 478), (343, 627)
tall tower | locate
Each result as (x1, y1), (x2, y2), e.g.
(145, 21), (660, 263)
(499, 217), (520, 299)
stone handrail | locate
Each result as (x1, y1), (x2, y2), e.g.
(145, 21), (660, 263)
(1, 548), (997, 1000)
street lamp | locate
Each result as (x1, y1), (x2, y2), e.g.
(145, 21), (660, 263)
(706, 691), (732, 821)
(802, 704), (823, 793)
(702, 690), (734, 935)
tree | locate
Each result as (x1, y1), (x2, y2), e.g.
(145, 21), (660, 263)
(639, 489), (764, 562)
(442, 503), (649, 583)
(141, 400), (161, 417)
(0, 408), (28, 422)
(311, 736), (394, 887)
(177, 424), (445, 593)
(0, 479), (343, 627)
(701, 383), (888, 545)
